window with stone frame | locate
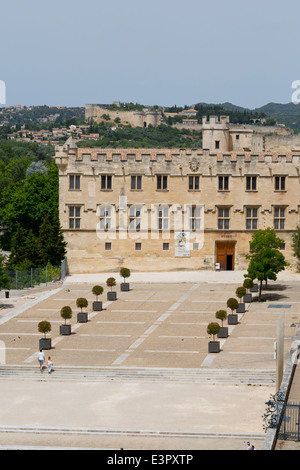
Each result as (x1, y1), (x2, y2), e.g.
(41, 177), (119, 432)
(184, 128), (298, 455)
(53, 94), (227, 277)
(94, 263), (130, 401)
(131, 175), (142, 190)
(189, 205), (201, 231)
(129, 205), (142, 231)
(246, 207), (258, 229)
(274, 207), (285, 229)
(99, 206), (112, 231)
(69, 174), (81, 190)
(217, 207), (230, 230)
(275, 176), (286, 191)
(188, 175), (200, 191)
(157, 205), (169, 231)
(69, 206), (81, 229)
(156, 175), (168, 190)
(218, 175), (229, 191)
(101, 174), (112, 190)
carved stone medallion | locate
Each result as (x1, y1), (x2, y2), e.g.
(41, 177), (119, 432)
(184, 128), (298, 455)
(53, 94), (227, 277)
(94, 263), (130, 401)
(189, 157), (200, 172)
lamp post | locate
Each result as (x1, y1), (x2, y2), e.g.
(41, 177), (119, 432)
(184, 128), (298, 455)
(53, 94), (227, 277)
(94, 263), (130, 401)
(276, 311), (285, 393)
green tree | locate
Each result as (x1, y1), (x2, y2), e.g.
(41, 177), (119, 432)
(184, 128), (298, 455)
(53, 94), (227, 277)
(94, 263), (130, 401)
(245, 228), (288, 298)
(38, 215), (67, 266)
(291, 225), (300, 268)
(0, 255), (9, 290)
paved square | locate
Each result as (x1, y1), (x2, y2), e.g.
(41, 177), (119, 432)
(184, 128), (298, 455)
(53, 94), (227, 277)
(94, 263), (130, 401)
(0, 274), (299, 450)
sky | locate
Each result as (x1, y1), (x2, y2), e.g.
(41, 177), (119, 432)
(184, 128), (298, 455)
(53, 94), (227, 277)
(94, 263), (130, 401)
(0, 0), (300, 109)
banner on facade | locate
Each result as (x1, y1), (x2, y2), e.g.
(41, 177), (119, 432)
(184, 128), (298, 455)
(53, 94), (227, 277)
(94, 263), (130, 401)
(175, 231), (190, 257)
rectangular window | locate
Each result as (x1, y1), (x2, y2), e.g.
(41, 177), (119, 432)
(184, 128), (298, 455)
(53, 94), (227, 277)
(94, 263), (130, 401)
(158, 206), (169, 231)
(131, 175), (142, 190)
(163, 243), (169, 250)
(246, 176), (257, 191)
(69, 174), (81, 190)
(218, 176), (229, 191)
(218, 207), (230, 230)
(69, 206), (81, 229)
(215, 140), (220, 149)
(189, 205), (201, 231)
(188, 175), (200, 191)
(100, 206), (111, 230)
(129, 206), (141, 231)
(274, 207), (285, 229)
(246, 207), (258, 230)
(275, 176), (286, 191)
(105, 242), (111, 250)
(157, 175), (168, 190)
(101, 175), (112, 190)
(135, 242), (142, 250)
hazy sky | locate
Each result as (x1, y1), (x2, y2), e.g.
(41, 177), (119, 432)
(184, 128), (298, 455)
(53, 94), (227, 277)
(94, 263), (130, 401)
(1, 0), (300, 108)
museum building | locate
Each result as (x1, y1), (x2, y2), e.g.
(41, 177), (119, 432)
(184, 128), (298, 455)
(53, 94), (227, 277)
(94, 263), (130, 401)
(55, 117), (300, 273)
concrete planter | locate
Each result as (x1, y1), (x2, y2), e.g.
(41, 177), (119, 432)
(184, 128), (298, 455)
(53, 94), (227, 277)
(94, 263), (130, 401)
(60, 324), (71, 336)
(217, 326), (228, 338)
(92, 301), (102, 311)
(228, 314), (238, 325)
(237, 302), (245, 313)
(77, 312), (88, 323)
(121, 283), (130, 292)
(39, 338), (51, 350)
(107, 291), (117, 301)
(250, 284), (258, 293)
(244, 293), (252, 303)
(208, 341), (220, 353)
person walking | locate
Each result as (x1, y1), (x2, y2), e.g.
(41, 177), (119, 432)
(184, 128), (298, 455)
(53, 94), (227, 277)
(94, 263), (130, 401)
(47, 357), (53, 375)
(38, 349), (45, 372)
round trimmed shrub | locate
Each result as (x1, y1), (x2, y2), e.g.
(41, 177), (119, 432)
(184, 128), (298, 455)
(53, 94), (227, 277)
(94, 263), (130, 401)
(215, 309), (227, 326)
(227, 298), (239, 313)
(207, 322), (221, 341)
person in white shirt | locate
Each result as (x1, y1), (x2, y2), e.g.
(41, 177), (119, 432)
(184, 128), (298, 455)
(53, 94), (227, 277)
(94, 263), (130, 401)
(38, 349), (45, 371)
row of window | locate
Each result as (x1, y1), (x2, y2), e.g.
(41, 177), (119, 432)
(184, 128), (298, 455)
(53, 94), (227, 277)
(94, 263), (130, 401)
(69, 174), (288, 192)
(103, 242), (177, 251)
(68, 206), (287, 231)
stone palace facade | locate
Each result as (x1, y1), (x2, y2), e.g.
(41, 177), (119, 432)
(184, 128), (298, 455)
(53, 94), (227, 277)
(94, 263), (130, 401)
(55, 117), (300, 274)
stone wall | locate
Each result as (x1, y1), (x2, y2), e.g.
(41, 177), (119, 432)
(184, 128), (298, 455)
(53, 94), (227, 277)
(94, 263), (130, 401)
(55, 143), (300, 274)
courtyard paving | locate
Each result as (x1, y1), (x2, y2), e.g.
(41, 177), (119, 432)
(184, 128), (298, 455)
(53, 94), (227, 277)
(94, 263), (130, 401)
(0, 270), (299, 450)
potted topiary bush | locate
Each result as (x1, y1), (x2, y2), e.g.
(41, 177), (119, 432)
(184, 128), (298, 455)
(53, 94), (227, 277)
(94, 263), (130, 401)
(207, 322), (221, 353)
(92, 285), (103, 311)
(227, 297), (239, 325)
(120, 267), (131, 291)
(60, 306), (72, 335)
(38, 320), (52, 350)
(236, 286), (246, 313)
(215, 310), (228, 338)
(243, 278), (254, 301)
(76, 297), (88, 323)
(106, 277), (117, 301)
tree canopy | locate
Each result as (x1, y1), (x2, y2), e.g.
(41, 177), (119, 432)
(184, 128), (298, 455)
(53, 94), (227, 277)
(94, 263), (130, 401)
(245, 228), (288, 297)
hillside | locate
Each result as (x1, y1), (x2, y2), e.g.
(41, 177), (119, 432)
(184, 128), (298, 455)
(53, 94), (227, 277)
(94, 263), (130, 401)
(199, 101), (300, 131)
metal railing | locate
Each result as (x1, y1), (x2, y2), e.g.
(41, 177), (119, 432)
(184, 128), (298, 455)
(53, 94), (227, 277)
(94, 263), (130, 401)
(278, 402), (300, 441)
(4, 259), (67, 290)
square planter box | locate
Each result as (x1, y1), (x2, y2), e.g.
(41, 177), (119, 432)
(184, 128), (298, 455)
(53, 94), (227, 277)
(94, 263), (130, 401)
(107, 291), (117, 301)
(250, 284), (258, 293)
(228, 314), (238, 325)
(39, 338), (51, 350)
(243, 293), (252, 303)
(121, 283), (130, 292)
(217, 326), (228, 338)
(60, 324), (71, 336)
(77, 312), (88, 323)
(237, 303), (245, 313)
(208, 341), (220, 353)
(92, 301), (102, 311)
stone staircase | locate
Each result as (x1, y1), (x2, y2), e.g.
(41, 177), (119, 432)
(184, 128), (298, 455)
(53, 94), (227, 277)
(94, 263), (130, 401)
(0, 365), (276, 385)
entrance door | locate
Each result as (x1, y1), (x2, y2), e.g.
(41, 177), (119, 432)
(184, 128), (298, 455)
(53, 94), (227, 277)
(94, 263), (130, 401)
(216, 242), (235, 271)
